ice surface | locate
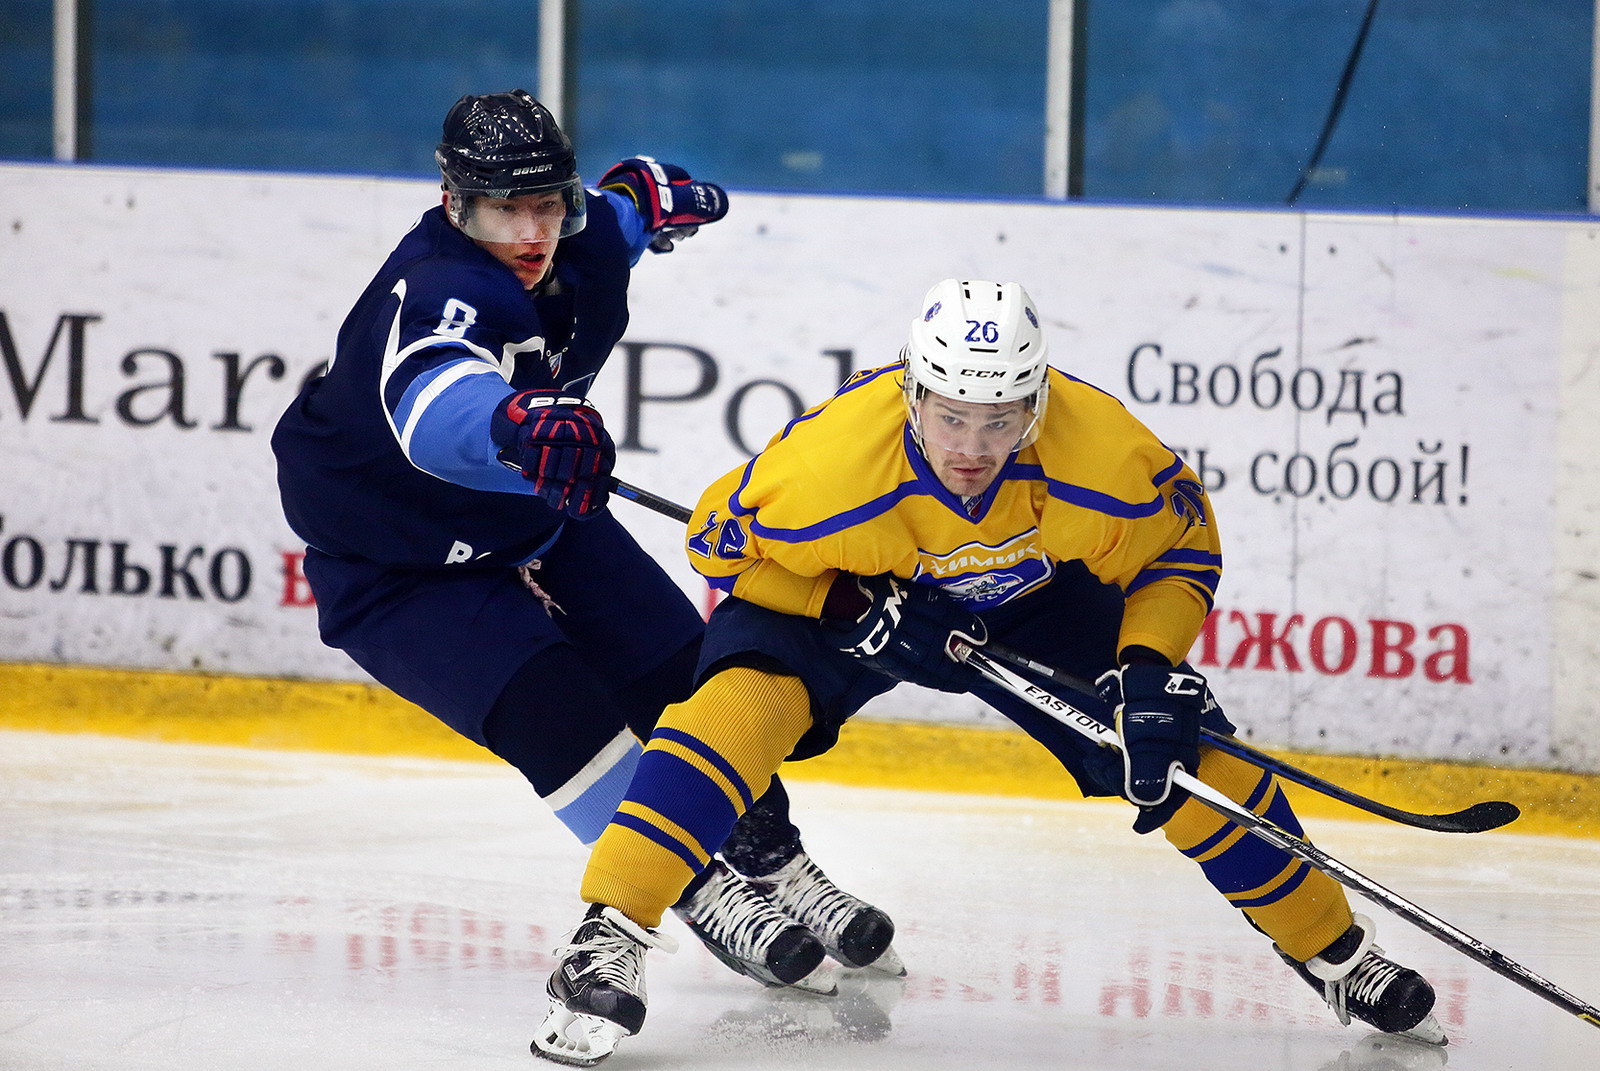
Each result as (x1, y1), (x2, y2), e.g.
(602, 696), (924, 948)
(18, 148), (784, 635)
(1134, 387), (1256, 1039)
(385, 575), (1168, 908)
(3, 729), (1598, 1070)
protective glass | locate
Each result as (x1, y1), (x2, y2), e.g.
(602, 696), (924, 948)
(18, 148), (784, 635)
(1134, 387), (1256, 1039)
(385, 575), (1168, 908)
(449, 178), (587, 243)
(908, 384), (1045, 458)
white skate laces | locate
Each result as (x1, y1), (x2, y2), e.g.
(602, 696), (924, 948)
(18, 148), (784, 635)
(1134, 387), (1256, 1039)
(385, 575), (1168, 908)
(532, 905), (677, 1067)
(677, 860), (831, 993)
(755, 852), (903, 975)
(550, 905), (677, 992)
(1295, 913), (1446, 1045)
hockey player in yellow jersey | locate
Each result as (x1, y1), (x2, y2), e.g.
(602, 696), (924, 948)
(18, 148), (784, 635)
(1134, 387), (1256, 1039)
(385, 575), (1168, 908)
(531, 280), (1446, 1064)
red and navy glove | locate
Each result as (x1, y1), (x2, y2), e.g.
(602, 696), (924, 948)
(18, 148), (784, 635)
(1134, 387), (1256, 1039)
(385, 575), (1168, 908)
(600, 156), (728, 253)
(490, 390), (614, 518)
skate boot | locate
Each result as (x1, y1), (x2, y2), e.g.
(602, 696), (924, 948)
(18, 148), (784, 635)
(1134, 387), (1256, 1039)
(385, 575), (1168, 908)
(532, 904), (677, 1067)
(749, 850), (904, 975)
(1280, 913), (1447, 1045)
(674, 859), (833, 994)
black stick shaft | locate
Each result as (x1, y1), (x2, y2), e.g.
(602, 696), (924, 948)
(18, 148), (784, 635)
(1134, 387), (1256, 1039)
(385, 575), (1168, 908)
(610, 478), (692, 523)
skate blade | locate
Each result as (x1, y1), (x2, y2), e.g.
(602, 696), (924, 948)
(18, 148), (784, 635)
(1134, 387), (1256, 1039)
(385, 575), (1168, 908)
(1395, 1012), (1449, 1046)
(531, 1003), (632, 1067)
(787, 960), (839, 996)
(861, 942), (906, 978)
(1348, 1032), (1450, 1066)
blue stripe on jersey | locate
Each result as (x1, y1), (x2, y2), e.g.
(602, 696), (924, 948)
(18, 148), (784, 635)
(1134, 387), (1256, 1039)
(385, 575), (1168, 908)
(726, 433), (933, 541)
(1006, 464), (1167, 519)
(744, 480), (929, 542)
(726, 457), (761, 516)
(393, 358), (537, 494)
(1152, 454), (1185, 485)
(611, 810), (705, 872)
(1127, 566), (1220, 608)
(771, 358), (902, 441)
(549, 735), (642, 845)
(1157, 548), (1224, 566)
(1057, 369), (1127, 403)
(652, 726), (756, 809)
(389, 350), (493, 433)
(381, 335), (475, 414)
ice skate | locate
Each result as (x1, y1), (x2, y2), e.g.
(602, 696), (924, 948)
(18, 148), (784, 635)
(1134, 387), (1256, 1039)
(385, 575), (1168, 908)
(748, 850), (905, 975)
(675, 859), (835, 994)
(1281, 913), (1447, 1045)
(532, 904), (677, 1066)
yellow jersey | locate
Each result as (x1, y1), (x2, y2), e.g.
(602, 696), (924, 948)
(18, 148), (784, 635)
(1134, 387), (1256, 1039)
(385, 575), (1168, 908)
(686, 362), (1222, 664)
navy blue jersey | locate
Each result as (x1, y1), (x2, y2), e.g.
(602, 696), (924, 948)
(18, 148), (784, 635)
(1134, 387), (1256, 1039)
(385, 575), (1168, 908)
(272, 191), (648, 567)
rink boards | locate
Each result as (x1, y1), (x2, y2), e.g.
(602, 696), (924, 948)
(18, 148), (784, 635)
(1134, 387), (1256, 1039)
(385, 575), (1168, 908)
(2, 162), (1599, 799)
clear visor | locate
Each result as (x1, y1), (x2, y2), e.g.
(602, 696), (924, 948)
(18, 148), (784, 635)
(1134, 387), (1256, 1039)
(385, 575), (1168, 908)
(448, 178), (587, 243)
(905, 380), (1045, 458)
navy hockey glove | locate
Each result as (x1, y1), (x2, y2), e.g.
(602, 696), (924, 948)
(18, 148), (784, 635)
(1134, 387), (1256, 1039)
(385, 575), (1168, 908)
(490, 390), (615, 519)
(600, 156), (728, 253)
(1097, 663), (1206, 834)
(823, 574), (987, 693)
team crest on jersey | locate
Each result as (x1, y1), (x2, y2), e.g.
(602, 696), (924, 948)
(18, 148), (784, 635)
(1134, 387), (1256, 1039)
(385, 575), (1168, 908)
(1170, 478), (1208, 531)
(915, 529), (1053, 611)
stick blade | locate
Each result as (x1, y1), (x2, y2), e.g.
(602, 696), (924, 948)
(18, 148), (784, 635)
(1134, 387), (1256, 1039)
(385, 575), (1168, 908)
(1444, 799), (1520, 833)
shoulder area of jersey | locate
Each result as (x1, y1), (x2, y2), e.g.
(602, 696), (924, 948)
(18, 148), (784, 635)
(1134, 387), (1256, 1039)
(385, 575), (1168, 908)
(1040, 366), (1148, 424)
(768, 364), (908, 447)
(1029, 370), (1187, 489)
(393, 246), (533, 318)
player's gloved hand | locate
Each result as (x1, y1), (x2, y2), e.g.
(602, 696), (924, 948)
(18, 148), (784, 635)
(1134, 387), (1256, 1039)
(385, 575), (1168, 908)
(490, 389), (615, 519)
(822, 573), (987, 693)
(600, 156), (728, 253)
(1096, 662), (1206, 834)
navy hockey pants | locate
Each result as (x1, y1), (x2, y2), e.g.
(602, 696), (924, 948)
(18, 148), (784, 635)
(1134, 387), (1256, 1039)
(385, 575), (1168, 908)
(698, 560), (1233, 798)
(302, 510), (704, 842)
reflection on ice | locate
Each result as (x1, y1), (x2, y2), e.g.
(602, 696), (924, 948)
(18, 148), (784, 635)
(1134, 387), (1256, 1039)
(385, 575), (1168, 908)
(2, 731), (1597, 1070)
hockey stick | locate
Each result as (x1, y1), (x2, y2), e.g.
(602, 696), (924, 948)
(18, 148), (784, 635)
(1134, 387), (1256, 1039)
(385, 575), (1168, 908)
(979, 641), (1519, 835)
(606, 476), (1520, 835)
(956, 644), (1600, 1031)
(611, 478), (693, 523)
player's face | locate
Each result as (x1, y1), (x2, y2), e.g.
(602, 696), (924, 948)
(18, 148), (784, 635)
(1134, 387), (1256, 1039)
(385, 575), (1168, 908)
(446, 191), (566, 289)
(914, 394), (1030, 496)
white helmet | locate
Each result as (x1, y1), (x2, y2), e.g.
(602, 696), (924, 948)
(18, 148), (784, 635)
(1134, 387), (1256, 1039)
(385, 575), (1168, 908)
(903, 279), (1050, 453)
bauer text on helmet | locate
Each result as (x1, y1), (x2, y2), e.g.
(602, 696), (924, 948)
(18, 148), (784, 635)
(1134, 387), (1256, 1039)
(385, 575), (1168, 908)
(435, 90), (588, 245)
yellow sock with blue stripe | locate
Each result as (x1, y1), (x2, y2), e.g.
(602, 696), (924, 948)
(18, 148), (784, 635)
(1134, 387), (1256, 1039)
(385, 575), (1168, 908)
(580, 666), (813, 927)
(1161, 746), (1353, 962)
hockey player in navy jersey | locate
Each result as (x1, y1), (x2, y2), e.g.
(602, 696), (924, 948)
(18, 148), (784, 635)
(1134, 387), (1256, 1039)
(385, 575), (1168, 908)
(270, 90), (900, 1006)
(533, 279), (1447, 1064)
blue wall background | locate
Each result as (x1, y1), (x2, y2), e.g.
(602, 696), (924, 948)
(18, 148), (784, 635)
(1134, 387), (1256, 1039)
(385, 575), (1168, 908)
(0, 1), (1591, 213)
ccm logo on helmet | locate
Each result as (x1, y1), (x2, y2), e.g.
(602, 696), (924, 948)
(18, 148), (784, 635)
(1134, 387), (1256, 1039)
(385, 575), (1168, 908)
(958, 369), (1005, 378)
